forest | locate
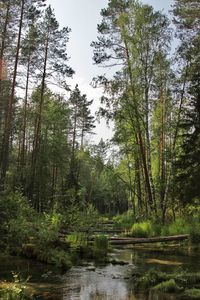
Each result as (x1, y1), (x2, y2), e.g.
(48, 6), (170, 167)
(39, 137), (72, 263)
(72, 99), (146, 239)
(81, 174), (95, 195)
(0, 0), (200, 299)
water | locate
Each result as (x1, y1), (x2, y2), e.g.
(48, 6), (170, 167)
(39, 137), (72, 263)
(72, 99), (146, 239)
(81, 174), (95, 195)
(0, 245), (199, 300)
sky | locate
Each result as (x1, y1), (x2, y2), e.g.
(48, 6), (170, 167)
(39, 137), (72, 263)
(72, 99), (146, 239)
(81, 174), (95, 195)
(45, 0), (174, 143)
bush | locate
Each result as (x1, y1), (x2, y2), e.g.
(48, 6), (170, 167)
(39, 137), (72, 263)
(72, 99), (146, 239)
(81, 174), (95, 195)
(131, 221), (154, 238)
(161, 218), (190, 236)
(93, 235), (108, 260)
(0, 192), (36, 251)
(113, 211), (135, 230)
(47, 249), (72, 270)
(0, 273), (31, 300)
(35, 212), (62, 249)
(67, 233), (88, 249)
(184, 289), (200, 299)
(190, 223), (200, 244)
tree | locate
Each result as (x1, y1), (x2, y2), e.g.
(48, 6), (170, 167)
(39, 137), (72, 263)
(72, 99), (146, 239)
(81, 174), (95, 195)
(0, 0), (46, 188)
(30, 5), (74, 206)
(91, 0), (172, 219)
(67, 85), (95, 192)
(173, 0), (200, 205)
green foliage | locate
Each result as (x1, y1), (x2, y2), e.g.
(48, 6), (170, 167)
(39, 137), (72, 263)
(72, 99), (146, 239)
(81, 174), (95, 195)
(132, 269), (200, 295)
(93, 235), (108, 260)
(35, 212), (62, 249)
(67, 233), (88, 249)
(184, 289), (200, 299)
(0, 273), (30, 300)
(113, 211), (134, 230)
(45, 249), (72, 270)
(132, 269), (167, 290)
(0, 192), (36, 250)
(153, 279), (182, 293)
(190, 223), (200, 244)
(131, 221), (154, 238)
(161, 218), (190, 236)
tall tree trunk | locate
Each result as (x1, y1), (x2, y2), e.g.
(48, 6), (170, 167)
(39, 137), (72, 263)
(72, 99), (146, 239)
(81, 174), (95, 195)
(0, 0), (25, 188)
(159, 88), (166, 215)
(21, 53), (31, 170)
(69, 104), (78, 189)
(31, 34), (49, 209)
(144, 55), (157, 215)
(0, 1), (10, 157)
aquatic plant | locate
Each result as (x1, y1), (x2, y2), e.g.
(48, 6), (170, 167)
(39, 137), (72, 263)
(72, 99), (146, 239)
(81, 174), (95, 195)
(153, 279), (182, 293)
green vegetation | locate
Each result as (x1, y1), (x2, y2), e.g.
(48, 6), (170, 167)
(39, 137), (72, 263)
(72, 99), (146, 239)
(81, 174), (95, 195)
(153, 279), (182, 293)
(93, 235), (108, 261)
(113, 211), (135, 230)
(0, 273), (31, 300)
(131, 221), (154, 238)
(132, 269), (200, 297)
(184, 289), (200, 299)
(161, 218), (191, 236)
(0, 0), (199, 298)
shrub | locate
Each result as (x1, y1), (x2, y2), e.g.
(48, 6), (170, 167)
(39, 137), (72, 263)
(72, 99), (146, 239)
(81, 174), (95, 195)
(161, 218), (190, 236)
(35, 212), (62, 249)
(67, 233), (88, 249)
(47, 249), (72, 270)
(131, 221), (154, 238)
(113, 211), (135, 230)
(93, 235), (108, 260)
(0, 273), (31, 300)
(190, 222), (200, 244)
(184, 289), (200, 299)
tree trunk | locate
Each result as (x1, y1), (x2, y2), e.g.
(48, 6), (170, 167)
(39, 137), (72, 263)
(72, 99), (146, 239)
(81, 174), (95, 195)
(0, 0), (25, 188)
(31, 34), (49, 209)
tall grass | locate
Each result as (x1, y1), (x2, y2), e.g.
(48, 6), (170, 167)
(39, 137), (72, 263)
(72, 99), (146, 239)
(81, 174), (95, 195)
(93, 235), (108, 260)
(161, 218), (190, 236)
(131, 221), (154, 238)
(113, 211), (135, 230)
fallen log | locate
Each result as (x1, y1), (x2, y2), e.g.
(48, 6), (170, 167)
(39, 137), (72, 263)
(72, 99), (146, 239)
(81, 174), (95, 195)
(109, 234), (189, 245)
(60, 228), (123, 234)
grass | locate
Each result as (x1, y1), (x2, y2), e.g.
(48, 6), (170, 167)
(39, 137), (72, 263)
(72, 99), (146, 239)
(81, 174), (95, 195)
(93, 235), (108, 261)
(131, 221), (154, 238)
(113, 211), (135, 230)
(131, 269), (200, 297)
(184, 289), (200, 299)
(161, 218), (191, 236)
(153, 279), (182, 293)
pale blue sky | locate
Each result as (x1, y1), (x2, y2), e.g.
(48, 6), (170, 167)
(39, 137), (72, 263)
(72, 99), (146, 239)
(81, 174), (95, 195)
(46, 0), (174, 142)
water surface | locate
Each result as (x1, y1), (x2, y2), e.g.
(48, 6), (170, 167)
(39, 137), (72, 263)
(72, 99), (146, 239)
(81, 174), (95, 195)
(0, 245), (199, 300)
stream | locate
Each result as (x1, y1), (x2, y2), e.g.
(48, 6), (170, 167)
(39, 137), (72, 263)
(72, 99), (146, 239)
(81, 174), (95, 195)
(0, 245), (200, 299)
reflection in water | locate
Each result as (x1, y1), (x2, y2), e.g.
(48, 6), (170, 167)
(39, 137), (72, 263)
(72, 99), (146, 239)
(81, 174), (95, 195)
(62, 265), (130, 300)
(0, 245), (199, 300)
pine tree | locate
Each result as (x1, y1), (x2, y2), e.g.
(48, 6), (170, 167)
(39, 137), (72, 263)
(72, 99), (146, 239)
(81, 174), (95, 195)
(173, 0), (200, 204)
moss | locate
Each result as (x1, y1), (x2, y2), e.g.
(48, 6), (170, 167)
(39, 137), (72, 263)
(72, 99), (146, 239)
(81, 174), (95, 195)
(133, 269), (168, 290)
(184, 288), (200, 299)
(132, 269), (200, 295)
(153, 279), (182, 293)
